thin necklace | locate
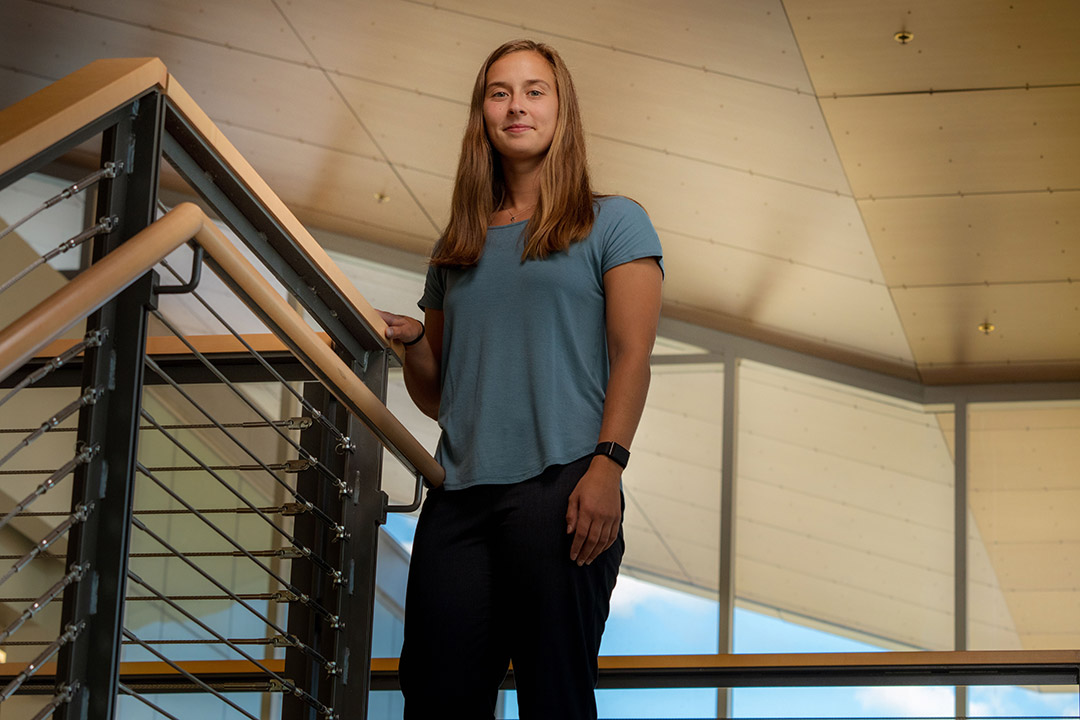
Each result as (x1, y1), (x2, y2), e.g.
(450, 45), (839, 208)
(501, 202), (535, 223)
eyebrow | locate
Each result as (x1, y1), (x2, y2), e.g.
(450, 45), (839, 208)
(486, 78), (552, 90)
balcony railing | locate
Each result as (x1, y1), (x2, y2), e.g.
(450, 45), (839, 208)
(0, 56), (440, 720)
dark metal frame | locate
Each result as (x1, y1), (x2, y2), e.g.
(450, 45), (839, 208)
(2, 78), (396, 719)
(53, 91), (165, 720)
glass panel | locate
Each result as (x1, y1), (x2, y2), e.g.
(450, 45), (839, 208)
(614, 361), (723, 654)
(969, 684), (1079, 718)
(499, 688), (718, 719)
(968, 402), (1080, 651)
(734, 685), (956, 718)
(115, 692), (267, 719)
(0, 172), (88, 272)
(735, 360), (955, 652)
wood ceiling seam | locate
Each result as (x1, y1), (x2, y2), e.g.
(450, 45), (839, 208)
(738, 478), (951, 534)
(738, 515), (951, 573)
(857, 187), (1080, 202)
(590, 132), (853, 197)
(268, 0), (442, 235)
(624, 488), (695, 583)
(655, 227), (882, 284)
(287, 202), (436, 243)
(397, 0), (812, 95)
(662, 301), (918, 372)
(0, 64), (58, 85)
(24, 0), (310, 68)
(823, 81), (1080, 101)
(737, 556), (953, 616)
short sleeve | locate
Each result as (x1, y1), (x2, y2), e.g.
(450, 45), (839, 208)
(419, 263), (445, 311)
(599, 196), (665, 277)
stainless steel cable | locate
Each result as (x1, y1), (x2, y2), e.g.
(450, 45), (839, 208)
(0, 330), (106, 410)
(149, 310), (349, 491)
(144, 354), (343, 531)
(135, 462), (341, 619)
(129, 515), (330, 667)
(0, 622), (83, 701)
(117, 684), (182, 720)
(157, 255), (348, 445)
(127, 570), (330, 716)
(0, 418), (307, 433)
(0, 446), (96, 534)
(134, 425), (309, 563)
(120, 628), (262, 720)
(0, 563), (87, 644)
(0, 216), (116, 295)
(27, 681), (79, 720)
(0, 163), (120, 242)
(0, 387), (100, 470)
(0, 503), (92, 589)
(136, 413), (343, 578)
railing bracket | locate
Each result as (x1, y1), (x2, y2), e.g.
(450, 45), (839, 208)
(155, 244), (204, 295)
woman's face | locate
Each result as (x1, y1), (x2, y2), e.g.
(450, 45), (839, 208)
(482, 50), (559, 164)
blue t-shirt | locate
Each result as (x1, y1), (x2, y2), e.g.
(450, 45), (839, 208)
(419, 195), (663, 489)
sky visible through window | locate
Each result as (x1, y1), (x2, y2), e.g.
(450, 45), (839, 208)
(383, 514), (1077, 720)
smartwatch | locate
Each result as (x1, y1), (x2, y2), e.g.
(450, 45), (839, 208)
(593, 441), (630, 469)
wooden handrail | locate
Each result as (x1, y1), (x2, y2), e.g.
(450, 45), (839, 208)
(7, 652), (1076, 691)
(0, 203), (443, 486)
(35, 333), (331, 359)
(0, 57), (405, 363)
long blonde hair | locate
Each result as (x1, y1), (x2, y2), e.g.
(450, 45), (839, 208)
(431, 39), (595, 267)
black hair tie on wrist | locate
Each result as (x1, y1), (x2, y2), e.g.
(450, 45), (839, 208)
(402, 322), (425, 347)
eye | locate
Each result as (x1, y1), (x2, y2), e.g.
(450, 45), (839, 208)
(490, 90), (508, 99)
(527, 89), (544, 97)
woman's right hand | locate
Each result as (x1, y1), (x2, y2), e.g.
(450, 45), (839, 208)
(378, 308), (443, 420)
(377, 309), (424, 345)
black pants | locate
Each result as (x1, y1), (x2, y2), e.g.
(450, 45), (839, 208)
(399, 455), (624, 720)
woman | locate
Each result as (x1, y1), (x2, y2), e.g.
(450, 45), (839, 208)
(378, 39), (663, 719)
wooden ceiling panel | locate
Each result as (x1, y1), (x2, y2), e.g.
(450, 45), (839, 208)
(626, 454), (721, 511)
(0, 66), (51, 109)
(738, 478), (952, 575)
(662, 235), (911, 362)
(59, 0), (312, 63)
(277, 0), (503, 101)
(630, 490), (718, 548)
(333, 76), (466, 178)
(432, 0), (812, 92)
(0, 0), (381, 159)
(215, 125), (439, 247)
(859, 192), (1080, 286)
(634, 405), (727, 472)
(735, 534), (952, 650)
(738, 439), (953, 542)
(822, 86), (1080, 198)
(645, 364), (726, 425)
(982, 544), (1080, 590)
(565, 44), (848, 193)
(589, 138), (881, 280)
(890, 282), (1080, 367)
(784, 0), (1080, 96)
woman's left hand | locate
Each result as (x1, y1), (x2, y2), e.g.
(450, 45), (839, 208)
(566, 457), (623, 566)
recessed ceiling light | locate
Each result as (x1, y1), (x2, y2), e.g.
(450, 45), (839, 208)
(978, 321), (996, 335)
(894, 30), (914, 44)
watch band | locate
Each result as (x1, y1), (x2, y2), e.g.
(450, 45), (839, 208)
(593, 441), (630, 469)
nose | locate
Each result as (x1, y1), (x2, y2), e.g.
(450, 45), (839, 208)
(507, 94), (525, 115)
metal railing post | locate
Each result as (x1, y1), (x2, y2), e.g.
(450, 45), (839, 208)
(284, 383), (350, 719)
(54, 91), (164, 719)
(334, 350), (390, 719)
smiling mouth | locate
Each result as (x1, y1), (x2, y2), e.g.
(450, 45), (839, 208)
(504, 124), (532, 133)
